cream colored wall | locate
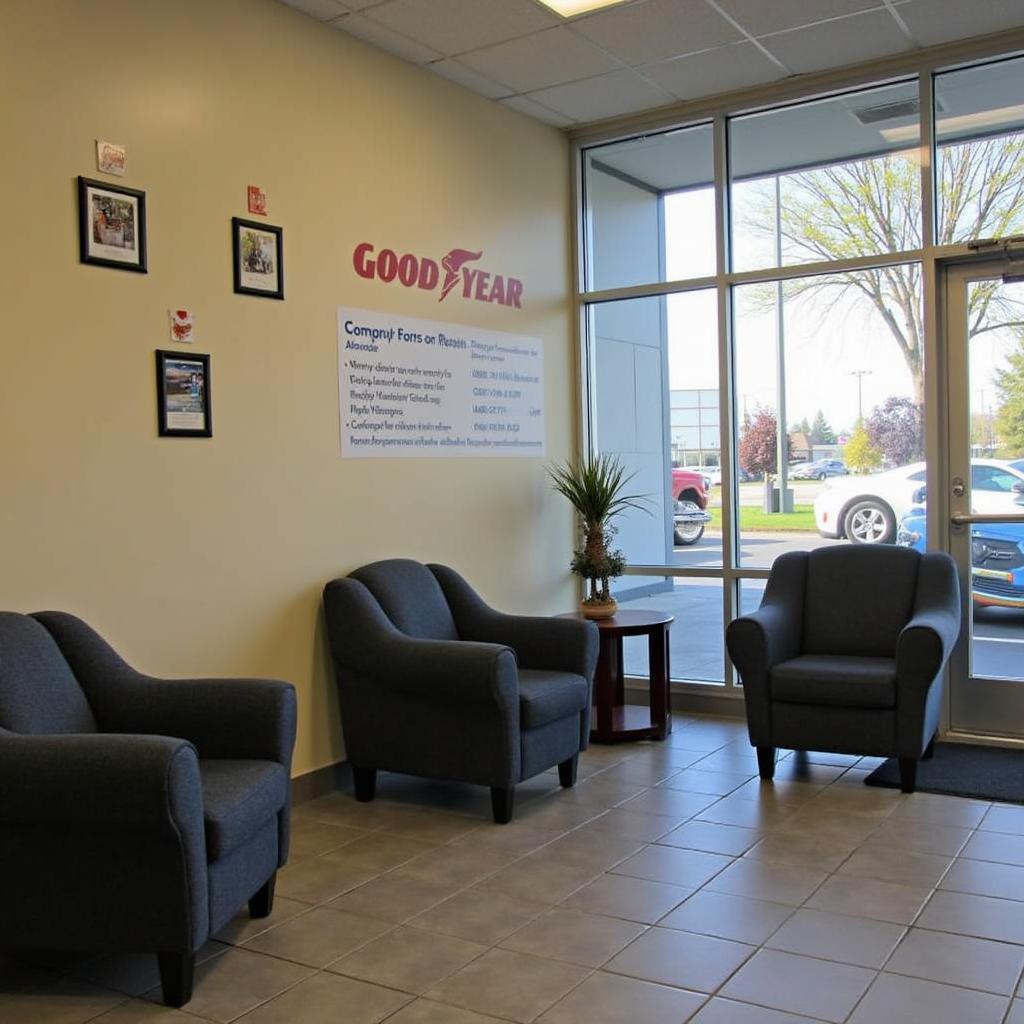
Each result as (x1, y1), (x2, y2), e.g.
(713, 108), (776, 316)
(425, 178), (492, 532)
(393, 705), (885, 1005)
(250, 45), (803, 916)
(0, 0), (575, 776)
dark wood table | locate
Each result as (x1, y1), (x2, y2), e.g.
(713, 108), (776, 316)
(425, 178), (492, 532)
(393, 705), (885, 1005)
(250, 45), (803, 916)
(564, 609), (674, 743)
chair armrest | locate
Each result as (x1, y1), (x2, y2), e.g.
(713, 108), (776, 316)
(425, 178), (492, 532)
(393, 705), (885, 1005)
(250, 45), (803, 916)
(897, 552), (961, 690)
(323, 578), (518, 708)
(429, 564), (599, 679)
(0, 731), (202, 832)
(726, 602), (802, 685)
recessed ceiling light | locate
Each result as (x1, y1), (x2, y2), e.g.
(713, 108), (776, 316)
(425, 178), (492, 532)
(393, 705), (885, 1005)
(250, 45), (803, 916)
(535, 0), (630, 18)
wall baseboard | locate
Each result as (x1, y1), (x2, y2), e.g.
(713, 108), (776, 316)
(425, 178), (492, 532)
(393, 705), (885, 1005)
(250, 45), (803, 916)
(291, 761), (352, 805)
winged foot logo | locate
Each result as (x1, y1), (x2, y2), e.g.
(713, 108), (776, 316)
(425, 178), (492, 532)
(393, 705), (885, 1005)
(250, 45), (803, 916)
(353, 242), (523, 308)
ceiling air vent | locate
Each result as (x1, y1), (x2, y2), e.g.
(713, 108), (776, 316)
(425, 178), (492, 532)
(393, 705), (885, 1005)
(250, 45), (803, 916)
(852, 98), (920, 125)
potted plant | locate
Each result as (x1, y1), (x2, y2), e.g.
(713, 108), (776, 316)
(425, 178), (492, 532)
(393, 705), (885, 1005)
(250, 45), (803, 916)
(549, 453), (647, 619)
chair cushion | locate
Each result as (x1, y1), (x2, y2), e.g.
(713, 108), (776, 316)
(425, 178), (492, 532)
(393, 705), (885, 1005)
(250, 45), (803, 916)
(771, 655), (898, 709)
(0, 613), (97, 734)
(518, 669), (588, 730)
(200, 759), (288, 861)
(350, 559), (459, 641)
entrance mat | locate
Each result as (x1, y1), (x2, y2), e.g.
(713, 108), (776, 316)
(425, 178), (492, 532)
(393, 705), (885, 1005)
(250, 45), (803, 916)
(865, 744), (1024, 803)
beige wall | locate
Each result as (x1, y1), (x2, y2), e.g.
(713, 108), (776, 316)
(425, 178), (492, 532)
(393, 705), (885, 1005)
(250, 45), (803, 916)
(0, 0), (575, 776)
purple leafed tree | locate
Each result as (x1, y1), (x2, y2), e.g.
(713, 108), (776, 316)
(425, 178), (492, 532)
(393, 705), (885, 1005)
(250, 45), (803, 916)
(740, 407), (789, 476)
(866, 396), (924, 467)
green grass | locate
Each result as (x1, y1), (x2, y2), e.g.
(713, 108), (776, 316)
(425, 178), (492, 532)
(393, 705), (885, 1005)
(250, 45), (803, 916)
(707, 504), (817, 532)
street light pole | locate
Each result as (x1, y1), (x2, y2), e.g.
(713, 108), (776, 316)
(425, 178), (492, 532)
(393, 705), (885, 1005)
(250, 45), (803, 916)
(850, 370), (872, 423)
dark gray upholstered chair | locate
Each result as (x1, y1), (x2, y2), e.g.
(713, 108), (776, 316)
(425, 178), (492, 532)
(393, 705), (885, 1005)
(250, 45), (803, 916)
(726, 546), (960, 793)
(323, 560), (599, 823)
(0, 612), (296, 1008)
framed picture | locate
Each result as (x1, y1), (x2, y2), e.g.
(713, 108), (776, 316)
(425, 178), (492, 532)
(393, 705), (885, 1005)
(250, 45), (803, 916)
(232, 217), (283, 299)
(156, 350), (212, 438)
(78, 176), (147, 272)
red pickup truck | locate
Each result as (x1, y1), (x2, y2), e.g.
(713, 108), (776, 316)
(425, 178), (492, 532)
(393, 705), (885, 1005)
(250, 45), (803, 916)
(672, 468), (710, 546)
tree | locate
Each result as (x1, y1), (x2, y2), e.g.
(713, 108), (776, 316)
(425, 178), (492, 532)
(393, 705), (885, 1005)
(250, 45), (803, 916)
(810, 409), (836, 445)
(844, 420), (883, 474)
(742, 136), (1024, 408)
(866, 396), (924, 467)
(994, 333), (1024, 456)
(739, 407), (790, 476)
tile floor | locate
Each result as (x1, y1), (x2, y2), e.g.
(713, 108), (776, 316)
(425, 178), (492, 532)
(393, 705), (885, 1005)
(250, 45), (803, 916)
(6, 713), (1024, 1023)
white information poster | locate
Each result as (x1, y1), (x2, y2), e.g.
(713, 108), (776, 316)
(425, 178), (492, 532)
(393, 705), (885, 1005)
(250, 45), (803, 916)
(338, 307), (545, 458)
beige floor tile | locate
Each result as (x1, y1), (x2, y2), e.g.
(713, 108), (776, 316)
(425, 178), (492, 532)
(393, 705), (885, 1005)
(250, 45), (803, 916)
(658, 769), (753, 796)
(448, 822), (566, 858)
(1006, 998), (1024, 1023)
(806, 875), (931, 925)
(214, 898), (311, 946)
(401, 843), (517, 887)
(604, 926), (754, 993)
(274, 855), (379, 904)
(888, 793), (990, 828)
(409, 888), (548, 944)
(575, 808), (684, 843)
(720, 949), (875, 1023)
(375, 807), (482, 844)
(770, 761), (847, 786)
(618, 788), (718, 819)
(704, 857), (827, 906)
(66, 944), (223, 998)
(848, 972), (1008, 1024)
(594, 761), (684, 787)
(729, 779), (823, 806)
(772, 808), (881, 844)
(689, 752), (763, 775)
(288, 819), (370, 858)
(660, 891), (794, 945)
(690, 997), (830, 1023)
(326, 872), (458, 923)
(478, 856), (601, 904)
(88, 999), (209, 1023)
(322, 833), (438, 872)
(329, 926), (486, 994)
(554, 777), (648, 808)
(694, 799), (798, 831)
(560, 872), (690, 923)
(837, 845), (953, 888)
(670, 723), (747, 751)
(743, 833), (856, 872)
(511, 798), (606, 832)
(765, 908), (904, 968)
(979, 804), (1024, 835)
(241, 907), (390, 967)
(144, 948), (313, 1024)
(804, 782), (904, 818)
(885, 927), (1024, 995)
(961, 829), (1024, 866)
(861, 819), (972, 857)
(539, 832), (645, 872)
(940, 857), (1024, 901)
(658, 820), (761, 856)
(500, 909), (645, 967)
(916, 889), (1024, 944)
(536, 970), (706, 1024)
(386, 1000), (507, 1024)
(612, 844), (732, 888)
(234, 971), (411, 1024)
(0, 976), (128, 1024)
(425, 948), (589, 1023)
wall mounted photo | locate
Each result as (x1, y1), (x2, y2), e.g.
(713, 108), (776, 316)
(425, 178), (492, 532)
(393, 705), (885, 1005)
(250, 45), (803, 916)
(78, 176), (147, 272)
(155, 349), (212, 437)
(232, 217), (283, 299)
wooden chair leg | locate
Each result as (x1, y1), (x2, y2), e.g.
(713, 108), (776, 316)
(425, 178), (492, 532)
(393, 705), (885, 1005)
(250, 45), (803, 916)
(352, 766), (377, 802)
(491, 785), (515, 824)
(249, 872), (276, 919)
(158, 951), (195, 1008)
(899, 757), (918, 793)
(757, 746), (776, 781)
(558, 755), (578, 788)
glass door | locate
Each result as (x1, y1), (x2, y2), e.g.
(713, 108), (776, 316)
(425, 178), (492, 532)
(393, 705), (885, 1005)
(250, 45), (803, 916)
(946, 261), (1024, 737)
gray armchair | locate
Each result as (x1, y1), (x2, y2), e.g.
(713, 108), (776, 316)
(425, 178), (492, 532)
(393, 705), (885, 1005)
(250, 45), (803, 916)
(726, 546), (960, 793)
(0, 612), (296, 1007)
(323, 560), (599, 823)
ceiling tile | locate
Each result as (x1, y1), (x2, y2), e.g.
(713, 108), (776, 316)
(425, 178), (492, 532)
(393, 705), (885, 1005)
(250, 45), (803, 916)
(711, 0), (891, 38)
(426, 58), (512, 99)
(499, 95), (576, 127)
(278, 0), (348, 20)
(527, 68), (674, 123)
(758, 8), (912, 75)
(331, 12), (443, 63)
(364, 0), (559, 56)
(459, 27), (619, 94)
(570, 0), (743, 66)
(641, 41), (785, 100)
(897, 0), (1024, 47)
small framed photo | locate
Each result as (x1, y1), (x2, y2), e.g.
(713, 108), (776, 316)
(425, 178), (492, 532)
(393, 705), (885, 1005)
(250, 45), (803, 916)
(232, 217), (283, 299)
(78, 176), (147, 272)
(156, 350), (212, 438)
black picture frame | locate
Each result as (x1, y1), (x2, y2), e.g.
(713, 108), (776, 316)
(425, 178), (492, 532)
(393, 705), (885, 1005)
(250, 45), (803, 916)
(78, 176), (147, 273)
(156, 350), (212, 438)
(232, 217), (284, 300)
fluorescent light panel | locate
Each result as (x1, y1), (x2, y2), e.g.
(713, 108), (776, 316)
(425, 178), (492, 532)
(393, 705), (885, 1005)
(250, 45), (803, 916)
(880, 103), (1024, 143)
(535, 0), (630, 17)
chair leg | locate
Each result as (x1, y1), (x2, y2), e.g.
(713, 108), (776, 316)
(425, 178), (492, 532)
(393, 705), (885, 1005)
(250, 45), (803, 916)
(899, 757), (918, 793)
(756, 746), (776, 781)
(158, 951), (195, 1008)
(923, 736), (936, 760)
(558, 755), (578, 788)
(352, 765), (377, 802)
(491, 785), (515, 824)
(249, 873), (276, 919)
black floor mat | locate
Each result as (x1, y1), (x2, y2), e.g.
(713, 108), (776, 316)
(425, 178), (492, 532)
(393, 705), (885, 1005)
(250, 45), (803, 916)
(864, 743), (1024, 803)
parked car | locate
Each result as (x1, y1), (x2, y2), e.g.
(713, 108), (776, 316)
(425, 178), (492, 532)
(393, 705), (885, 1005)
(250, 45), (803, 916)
(814, 459), (1024, 545)
(897, 495), (1024, 609)
(790, 458), (847, 481)
(692, 465), (722, 487)
(671, 467), (709, 546)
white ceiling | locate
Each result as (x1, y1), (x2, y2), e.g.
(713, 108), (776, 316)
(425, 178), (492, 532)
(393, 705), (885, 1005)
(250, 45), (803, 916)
(277, 0), (1024, 129)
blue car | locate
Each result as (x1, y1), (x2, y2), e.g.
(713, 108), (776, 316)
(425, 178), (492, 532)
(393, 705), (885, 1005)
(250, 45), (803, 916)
(896, 502), (1024, 609)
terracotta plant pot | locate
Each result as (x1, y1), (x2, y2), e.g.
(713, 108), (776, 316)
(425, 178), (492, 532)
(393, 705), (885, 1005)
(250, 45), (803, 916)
(581, 598), (618, 620)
